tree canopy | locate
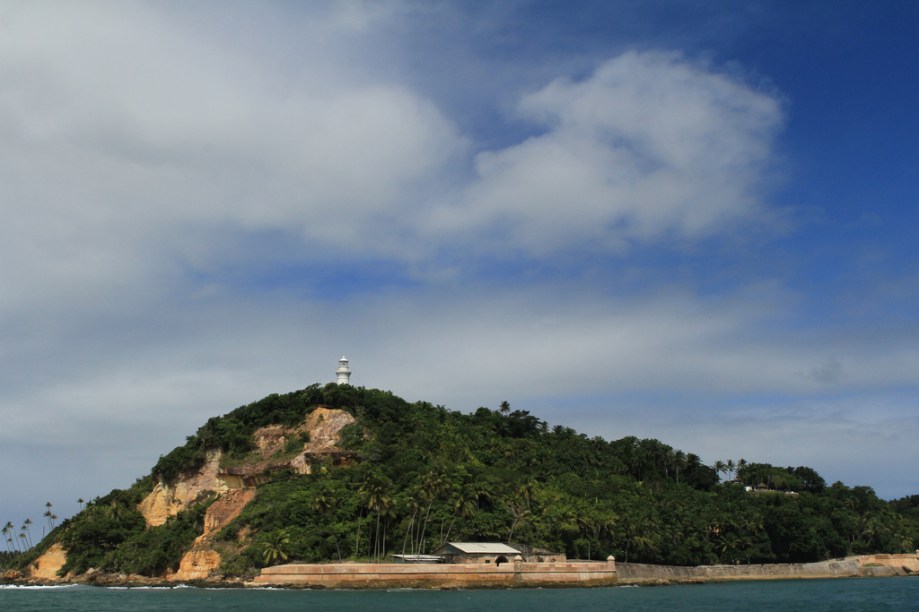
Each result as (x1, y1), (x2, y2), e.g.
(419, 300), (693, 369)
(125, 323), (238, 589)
(13, 384), (919, 577)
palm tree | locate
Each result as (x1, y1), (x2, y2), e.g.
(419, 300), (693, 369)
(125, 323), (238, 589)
(737, 458), (748, 481)
(44, 501), (55, 531)
(360, 478), (393, 560)
(506, 496), (531, 543)
(262, 530), (290, 566)
(22, 519), (33, 548)
(414, 471), (447, 554)
(672, 450), (687, 484)
(2, 522), (15, 553)
(499, 401), (511, 415)
(77, 498), (85, 511)
(442, 484), (479, 545)
(311, 492), (334, 516)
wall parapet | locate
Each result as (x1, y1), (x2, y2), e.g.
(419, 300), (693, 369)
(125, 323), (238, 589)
(252, 560), (617, 589)
(617, 553), (919, 584)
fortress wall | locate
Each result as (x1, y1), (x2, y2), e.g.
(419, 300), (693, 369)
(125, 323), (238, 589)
(859, 553), (919, 573)
(617, 559), (860, 583)
(252, 560), (616, 588)
(617, 553), (919, 584)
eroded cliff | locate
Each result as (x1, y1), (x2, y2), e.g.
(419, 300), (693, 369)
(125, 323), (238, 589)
(138, 406), (356, 528)
(23, 405), (356, 583)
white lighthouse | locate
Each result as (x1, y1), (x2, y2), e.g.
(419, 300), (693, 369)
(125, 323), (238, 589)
(335, 356), (351, 385)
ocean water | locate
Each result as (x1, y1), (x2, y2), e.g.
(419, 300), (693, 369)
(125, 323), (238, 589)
(1, 578), (917, 611)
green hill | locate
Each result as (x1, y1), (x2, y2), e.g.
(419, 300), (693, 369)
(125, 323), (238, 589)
(11, 384), (919, 581)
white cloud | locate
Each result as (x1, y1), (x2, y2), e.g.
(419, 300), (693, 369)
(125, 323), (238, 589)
(427, 51), (783, 253)
(0, 1), (466, 316)
(1, 3), (917, 526)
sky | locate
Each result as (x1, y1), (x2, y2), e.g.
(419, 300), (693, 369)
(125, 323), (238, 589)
(1, 0), (918, 529)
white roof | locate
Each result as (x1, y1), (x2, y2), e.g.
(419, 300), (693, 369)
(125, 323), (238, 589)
(446, 542), (522, 555)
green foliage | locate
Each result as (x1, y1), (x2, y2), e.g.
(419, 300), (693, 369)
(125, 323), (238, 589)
(108, 502), (210, 576)
(0, 550), (21, 571)
(261, 529), (290, 565)
(151, 385), (329, 482)
(213, 389), (916, 567)
(35, 384), (919, 580)
(59, 502), (147, 575)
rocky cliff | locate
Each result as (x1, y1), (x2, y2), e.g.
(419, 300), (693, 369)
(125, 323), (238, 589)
(25, 406), (355, 583)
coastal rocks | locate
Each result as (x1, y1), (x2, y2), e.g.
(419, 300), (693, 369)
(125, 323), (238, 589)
(27, 542), (67, 580)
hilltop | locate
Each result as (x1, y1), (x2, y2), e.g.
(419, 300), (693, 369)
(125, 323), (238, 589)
(5, 383), (919, 584)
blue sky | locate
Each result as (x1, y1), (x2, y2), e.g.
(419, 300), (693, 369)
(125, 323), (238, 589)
(1, 0), (918, 528)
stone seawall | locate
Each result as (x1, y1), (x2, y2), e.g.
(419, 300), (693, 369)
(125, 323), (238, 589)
(617, 553), (919, 584)
(252, 560), (617, 589)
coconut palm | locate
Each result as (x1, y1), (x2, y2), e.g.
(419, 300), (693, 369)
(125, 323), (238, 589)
(359, 478), (393, 560)
(262, 530), (290, 566)
(44, 501), (55, 531)
(2, 522), (15, 552)
(22, 519), (33, 548)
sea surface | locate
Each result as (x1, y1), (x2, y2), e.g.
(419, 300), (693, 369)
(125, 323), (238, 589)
(1, 577), (917, 611)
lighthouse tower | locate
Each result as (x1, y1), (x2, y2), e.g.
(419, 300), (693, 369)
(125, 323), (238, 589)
(335, 356), (352, 385)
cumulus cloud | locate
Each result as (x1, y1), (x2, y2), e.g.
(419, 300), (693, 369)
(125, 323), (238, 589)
(2, 2), (918, 525)
(0, 1), (466, 317)
(428, 52), (783, 253)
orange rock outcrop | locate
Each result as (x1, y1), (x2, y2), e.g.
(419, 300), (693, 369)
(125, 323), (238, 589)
(28, 542), (68, 580)
(138, 450), (229, 527)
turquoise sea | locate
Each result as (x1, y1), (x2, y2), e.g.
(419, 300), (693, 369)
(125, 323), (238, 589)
(2, 578), (918, 611)
(2, 578), (919, 611)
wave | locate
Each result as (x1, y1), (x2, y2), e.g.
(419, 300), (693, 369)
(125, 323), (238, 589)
(0, 584), (80, 590)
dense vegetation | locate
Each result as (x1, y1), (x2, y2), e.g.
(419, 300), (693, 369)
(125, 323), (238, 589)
(9, 384), (919, 578)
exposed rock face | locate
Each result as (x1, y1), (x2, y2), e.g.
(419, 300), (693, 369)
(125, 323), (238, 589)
(28, 542), (67, 580)
(171, 549), (223, 582)
(139, 409), (355, 528)
(141, 407), (356, 581)
(200, 488), (257, 541)
(167, 489), (257, 582)
(289, 407), (357, 474)
(253, 424), (289, 457)
(138, 450), (229, 527)
(303, 407), (356, 452)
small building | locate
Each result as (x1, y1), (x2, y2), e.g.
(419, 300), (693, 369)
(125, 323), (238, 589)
(432, 542), (524, 565)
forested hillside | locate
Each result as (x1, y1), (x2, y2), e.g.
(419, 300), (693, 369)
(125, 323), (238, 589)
(11, 384), (919, 579)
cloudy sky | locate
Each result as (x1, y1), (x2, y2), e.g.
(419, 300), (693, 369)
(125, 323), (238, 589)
(2, 0), (918, 527)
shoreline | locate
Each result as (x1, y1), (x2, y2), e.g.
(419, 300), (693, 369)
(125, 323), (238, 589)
(4, 552), (917, 589)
